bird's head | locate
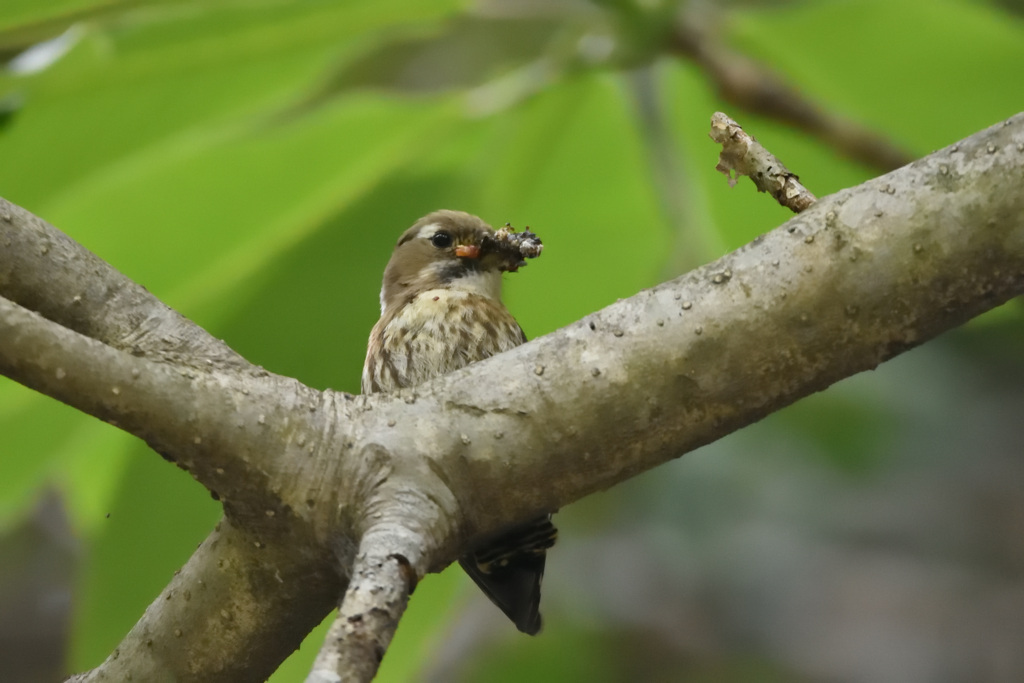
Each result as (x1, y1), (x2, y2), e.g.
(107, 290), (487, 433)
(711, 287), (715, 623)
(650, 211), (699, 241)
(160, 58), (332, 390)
(378, 210), (538, 315)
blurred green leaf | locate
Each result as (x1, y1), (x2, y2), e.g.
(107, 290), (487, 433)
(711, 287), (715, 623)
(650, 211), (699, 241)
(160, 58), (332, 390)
(0, 383), (132, 535)
(0, 0), (463, 207)
(0, 388), (81, 526)
(0, 0), (149, 32)
(308, 14), (564, 96)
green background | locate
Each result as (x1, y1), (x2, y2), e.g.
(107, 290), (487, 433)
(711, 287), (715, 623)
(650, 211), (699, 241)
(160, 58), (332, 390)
(1, 0), (1023, 680)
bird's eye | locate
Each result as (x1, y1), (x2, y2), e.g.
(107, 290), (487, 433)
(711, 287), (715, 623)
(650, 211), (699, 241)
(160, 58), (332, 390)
(430, 232), (453, 248)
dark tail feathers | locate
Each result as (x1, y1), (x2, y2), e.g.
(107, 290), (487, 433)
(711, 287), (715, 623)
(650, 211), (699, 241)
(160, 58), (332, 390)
(459, 515), (557, 635)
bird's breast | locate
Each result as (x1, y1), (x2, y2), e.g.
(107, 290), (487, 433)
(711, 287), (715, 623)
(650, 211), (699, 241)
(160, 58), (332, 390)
(362, 289), (526, 394)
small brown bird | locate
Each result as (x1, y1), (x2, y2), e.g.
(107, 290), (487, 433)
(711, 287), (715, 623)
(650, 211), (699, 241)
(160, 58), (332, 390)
(362, 210), (555, 635)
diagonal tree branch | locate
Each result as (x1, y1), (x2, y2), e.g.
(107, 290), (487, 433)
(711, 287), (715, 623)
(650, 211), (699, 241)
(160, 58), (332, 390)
(0, 196), (244, 367)
(64, 518), (343, 683)
(2, 113), (1023, 681)
(308, 533), (417, 683)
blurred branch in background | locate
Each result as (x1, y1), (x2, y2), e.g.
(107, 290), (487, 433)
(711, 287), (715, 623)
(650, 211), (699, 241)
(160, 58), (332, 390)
(0, 491), (77, 683)
(670, 2), (915, 172)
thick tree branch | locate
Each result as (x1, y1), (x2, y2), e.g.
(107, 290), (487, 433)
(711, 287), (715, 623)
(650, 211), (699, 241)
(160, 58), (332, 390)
(0, 196), (244, 368)
(0, 293), (323, 517)
(2, 113), (1022, 681)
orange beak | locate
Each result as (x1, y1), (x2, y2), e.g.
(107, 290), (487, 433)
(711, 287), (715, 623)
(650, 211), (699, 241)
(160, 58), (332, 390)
(455, 244), (481, 259)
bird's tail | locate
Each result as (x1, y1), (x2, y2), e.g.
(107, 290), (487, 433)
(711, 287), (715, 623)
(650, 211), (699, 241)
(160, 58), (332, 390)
(459, 515), (557, 635)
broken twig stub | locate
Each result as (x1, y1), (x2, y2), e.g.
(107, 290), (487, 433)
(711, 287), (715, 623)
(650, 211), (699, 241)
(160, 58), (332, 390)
(709, 112), (817, 213)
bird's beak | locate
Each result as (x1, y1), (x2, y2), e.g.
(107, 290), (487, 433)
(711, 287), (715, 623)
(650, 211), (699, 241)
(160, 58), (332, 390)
(455, 244), (481, 259)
